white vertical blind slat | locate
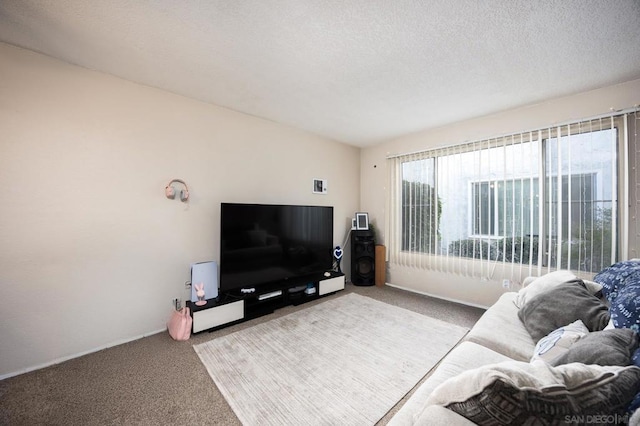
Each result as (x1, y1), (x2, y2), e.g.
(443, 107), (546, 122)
(556, 125), (563, 270)
(536, 130), (544, 276)
(610, 116), (618, 266)
(566, 124), (573, 270)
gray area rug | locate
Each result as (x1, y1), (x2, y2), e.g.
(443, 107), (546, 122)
(193, 293), (468, 425)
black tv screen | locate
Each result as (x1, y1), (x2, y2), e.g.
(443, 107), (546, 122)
(219, 203), (334, 292)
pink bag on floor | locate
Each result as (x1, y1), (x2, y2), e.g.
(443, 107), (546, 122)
(167, 307), (192, 341)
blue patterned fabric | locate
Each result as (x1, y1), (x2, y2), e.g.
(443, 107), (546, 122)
(633, 348), (640, 367)
(594, 261), (640, 417)
(630, 348), (640, 415)
(594, 260), (640, 303)
(610, 283), (640, 334)
(628, 390), (640, 415)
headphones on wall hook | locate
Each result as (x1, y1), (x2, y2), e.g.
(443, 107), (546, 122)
(165, 179), (190, 202)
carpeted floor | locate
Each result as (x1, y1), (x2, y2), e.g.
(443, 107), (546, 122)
(0, 284), (485, 425)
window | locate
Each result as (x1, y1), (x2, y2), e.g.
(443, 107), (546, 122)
(401, 158), (436, 253)
(471, 178), (540, 238)
(544, 127), (616, 272)
(388, 115), (627, 278)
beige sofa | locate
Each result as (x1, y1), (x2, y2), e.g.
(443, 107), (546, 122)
(389, 291), (533, 425)
(388, 273), (640, 425)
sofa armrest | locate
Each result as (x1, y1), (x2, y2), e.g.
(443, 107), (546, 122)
(464, 292), (536, 361)
(388, 342), (512, 425)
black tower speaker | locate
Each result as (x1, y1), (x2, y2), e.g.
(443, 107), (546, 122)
(351, 230), (375, 286)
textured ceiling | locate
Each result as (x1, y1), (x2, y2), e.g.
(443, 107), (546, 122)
(1, 0), (639, 147)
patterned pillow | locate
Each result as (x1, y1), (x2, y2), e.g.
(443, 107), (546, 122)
(530, 320), (589, 363)
(594, 260), (640, 303)
(426, 361), (640, 424)
(610, 282), (640, 334)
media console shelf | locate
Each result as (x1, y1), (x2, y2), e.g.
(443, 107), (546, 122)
(190, 300), (244, 333)
(188, 271), (345, 333)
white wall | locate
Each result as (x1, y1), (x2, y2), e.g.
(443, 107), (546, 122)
(0, 43), (360, 378)
(361, 78), (640, 308)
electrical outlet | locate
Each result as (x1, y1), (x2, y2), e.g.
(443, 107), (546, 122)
(502, 279), (511, 289)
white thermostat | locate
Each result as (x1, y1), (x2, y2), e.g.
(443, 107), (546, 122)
(313, 179), (327, 194)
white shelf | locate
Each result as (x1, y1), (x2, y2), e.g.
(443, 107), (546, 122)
(192, 300), (244, 333)
(319, 275), (345, 296)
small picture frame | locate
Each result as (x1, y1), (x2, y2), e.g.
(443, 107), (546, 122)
(351, 218), (357, 230)
(313, 178), (327, 194)
(355, 212), (369, 230)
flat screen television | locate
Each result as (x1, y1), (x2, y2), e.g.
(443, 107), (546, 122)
(219, 203), (334, 293)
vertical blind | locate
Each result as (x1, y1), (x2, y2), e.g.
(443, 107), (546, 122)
(630, 109), (640, 260)
(387, 112), (633, 280)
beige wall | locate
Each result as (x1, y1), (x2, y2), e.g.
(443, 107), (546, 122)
(361, 78), (640, 308)
(0, 43), (360, 378)
(3, 37), (638, 377)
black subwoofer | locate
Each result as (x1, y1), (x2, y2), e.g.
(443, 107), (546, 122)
(351, 230), (375, 286)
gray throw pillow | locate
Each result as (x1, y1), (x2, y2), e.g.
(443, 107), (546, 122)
(550, 328), (639, 367)
(517, 281), (610, 342)
(426, 361), (640, 424)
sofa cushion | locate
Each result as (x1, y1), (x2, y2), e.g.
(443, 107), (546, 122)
(631, 407), (640, 426)
(464, 292), (536, 361)
(517, 281), (610, 342)
(594, 259), (640, 302)
(583, 279), (604, 295)
(413, 404), (476, 425)
(426, 361), (640, 424)
(388, 341), (512, 426)
(514, 270), (580, 308)
(550, 328), (639, 367)
(530, 320), (589, 363)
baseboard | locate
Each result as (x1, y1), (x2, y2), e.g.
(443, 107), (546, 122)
(0, 328), (166, 381)
(384, 282), (490, 310)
